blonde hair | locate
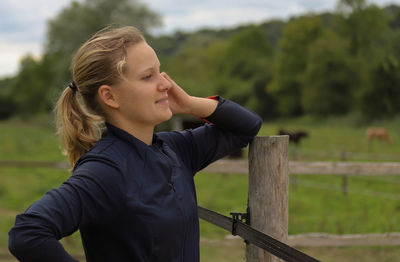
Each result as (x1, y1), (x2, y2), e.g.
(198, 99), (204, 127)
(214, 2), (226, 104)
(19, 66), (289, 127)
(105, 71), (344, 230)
(55, 26), (145, 169)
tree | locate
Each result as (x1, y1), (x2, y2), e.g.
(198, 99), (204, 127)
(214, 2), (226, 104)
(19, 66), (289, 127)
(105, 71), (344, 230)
(385, 4), (400, 29)
(268, 15), (324, 117)
(214, 26), (276, 118)
(0, 77), (17, 119)
(10, 56), (52, 116)
(301, 30), (357, 116)
(360, 55), (400, 119)
(335, 0), (390, 56)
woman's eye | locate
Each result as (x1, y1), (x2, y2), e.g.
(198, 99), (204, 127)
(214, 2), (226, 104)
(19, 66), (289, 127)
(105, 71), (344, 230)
(143, 74), (152, 80)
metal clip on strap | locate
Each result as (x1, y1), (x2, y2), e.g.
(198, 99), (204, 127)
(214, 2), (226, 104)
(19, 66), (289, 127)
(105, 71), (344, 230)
(230, 211), (249, 236)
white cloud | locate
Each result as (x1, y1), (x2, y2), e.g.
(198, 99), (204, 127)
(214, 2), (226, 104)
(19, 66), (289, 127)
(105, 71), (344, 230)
(0, 38), (41, 77)
(0, 0), (72, 41)
(0, 0), (73, 77)
(149, 0), (340, 35)
(149, 0), (400, 34)
(151, 2), (308, 34)
(162, 8), (271, 32)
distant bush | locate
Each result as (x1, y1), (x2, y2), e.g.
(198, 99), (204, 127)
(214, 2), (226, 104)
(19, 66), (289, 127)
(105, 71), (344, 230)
(0, 95), (16, 120)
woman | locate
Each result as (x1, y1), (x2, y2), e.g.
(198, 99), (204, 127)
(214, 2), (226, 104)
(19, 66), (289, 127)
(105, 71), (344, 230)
(8, 26), (262, 262)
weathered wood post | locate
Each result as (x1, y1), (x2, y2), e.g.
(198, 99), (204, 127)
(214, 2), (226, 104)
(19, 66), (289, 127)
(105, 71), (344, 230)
(246, 136), (289, 262)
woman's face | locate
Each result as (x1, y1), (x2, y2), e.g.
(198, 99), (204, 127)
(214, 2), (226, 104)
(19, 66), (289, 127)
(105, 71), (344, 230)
(113, 42), (172, 128)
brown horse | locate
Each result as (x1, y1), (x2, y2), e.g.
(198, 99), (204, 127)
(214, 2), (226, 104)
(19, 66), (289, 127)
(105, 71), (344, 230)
(366, 127), (392, 145)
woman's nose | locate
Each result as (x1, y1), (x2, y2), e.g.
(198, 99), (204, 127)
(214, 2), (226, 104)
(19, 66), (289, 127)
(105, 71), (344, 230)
(158, 73), (172, 91)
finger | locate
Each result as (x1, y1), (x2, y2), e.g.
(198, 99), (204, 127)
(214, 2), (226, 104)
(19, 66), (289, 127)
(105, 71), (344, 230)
(161, 72), (175, 84)
(161, 72), (186, 96)
(160, 72), (170, 81)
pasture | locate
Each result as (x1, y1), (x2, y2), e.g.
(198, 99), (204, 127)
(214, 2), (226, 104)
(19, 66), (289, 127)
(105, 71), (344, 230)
(0, 114), (400, 261)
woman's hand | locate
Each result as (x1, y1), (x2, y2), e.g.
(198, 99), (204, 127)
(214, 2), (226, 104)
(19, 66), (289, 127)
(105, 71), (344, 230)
(161, 72), (192, 115)
(161, 72), (218, 118)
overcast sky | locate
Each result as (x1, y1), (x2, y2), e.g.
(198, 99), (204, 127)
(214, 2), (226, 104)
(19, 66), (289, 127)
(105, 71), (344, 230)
(1, 0), (399, 77)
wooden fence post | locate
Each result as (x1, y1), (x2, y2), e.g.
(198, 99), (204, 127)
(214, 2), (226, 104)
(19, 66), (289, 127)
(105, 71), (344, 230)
(246, 136), (289, 262)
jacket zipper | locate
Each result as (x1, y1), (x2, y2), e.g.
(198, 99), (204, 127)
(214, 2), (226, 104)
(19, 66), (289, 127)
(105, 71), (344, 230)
(156, 146), (187, 262)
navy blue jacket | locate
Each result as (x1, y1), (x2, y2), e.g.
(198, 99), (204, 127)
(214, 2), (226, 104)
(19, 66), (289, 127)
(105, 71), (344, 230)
(9, 97), (262, 262)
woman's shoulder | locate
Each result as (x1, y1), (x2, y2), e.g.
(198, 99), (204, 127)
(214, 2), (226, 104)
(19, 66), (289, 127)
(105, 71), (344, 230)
(74, 135), (134, 175)
(71, 136), (144, 197)
(74, 132), (145, 175)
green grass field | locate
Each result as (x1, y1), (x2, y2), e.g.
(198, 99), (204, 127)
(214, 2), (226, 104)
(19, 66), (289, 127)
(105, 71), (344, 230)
(1, 114), (400, 261)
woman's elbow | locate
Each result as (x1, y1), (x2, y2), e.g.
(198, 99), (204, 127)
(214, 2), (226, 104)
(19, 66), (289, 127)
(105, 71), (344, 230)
(8, 215), (44, 259)
(8, 227), (28, 258)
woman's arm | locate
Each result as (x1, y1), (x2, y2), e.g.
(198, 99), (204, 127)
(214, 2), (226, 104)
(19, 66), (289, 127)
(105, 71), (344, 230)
(8, 162), (124, 262)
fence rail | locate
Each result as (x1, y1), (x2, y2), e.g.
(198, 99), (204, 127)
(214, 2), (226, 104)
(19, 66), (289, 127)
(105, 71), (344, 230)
(203, 159), (400, 175)
(287, 232), (400, 247)
(0, 160), (69, 169)
(3, 159), (400, 176)
(1, 159), (399, 175)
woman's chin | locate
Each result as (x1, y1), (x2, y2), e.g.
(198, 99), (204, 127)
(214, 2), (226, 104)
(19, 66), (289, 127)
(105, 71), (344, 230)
(156, 109), (173, 125)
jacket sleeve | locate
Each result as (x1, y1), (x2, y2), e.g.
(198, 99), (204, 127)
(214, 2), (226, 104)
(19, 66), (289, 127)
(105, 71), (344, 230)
(162, 96), (262, 173)
(8, 161), (125, 262)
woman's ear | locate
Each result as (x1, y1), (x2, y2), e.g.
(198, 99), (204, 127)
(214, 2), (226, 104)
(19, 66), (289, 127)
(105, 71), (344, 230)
(98, 85), (120, 109)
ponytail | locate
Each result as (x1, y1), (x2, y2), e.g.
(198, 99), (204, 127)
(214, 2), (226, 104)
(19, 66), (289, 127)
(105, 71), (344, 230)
(55, 86), (104, 169)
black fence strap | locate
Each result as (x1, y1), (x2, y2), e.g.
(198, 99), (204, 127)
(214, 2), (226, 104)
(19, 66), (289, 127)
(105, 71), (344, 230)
(198, 206), (320, 262)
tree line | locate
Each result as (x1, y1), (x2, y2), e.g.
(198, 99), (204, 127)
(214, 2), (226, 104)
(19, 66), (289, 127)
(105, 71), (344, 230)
(1, 0), (400, 121)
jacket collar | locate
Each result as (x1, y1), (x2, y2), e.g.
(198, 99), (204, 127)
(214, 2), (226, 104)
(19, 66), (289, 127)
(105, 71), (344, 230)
(104, 122), (163, 158)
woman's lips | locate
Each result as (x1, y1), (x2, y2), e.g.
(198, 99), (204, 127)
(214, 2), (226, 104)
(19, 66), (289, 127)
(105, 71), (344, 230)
(156, 97), (169, 105)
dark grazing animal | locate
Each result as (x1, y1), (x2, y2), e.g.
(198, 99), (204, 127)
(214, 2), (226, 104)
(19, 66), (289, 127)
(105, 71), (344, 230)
(278, 129), (309, 145)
